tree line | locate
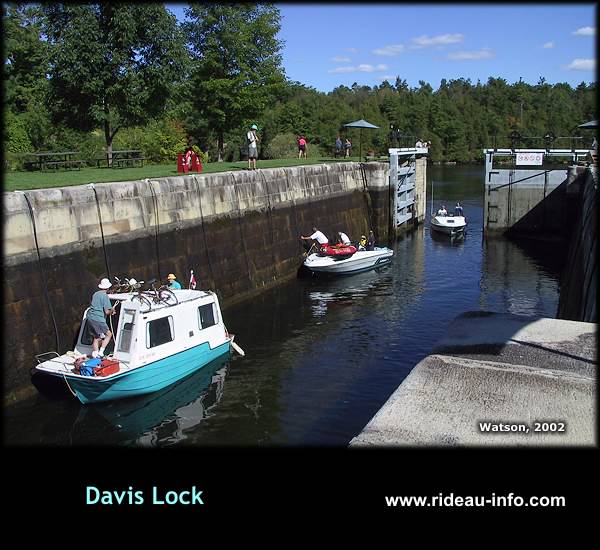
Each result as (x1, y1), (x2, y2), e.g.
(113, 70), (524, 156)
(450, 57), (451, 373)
(4, 3), (596, 169)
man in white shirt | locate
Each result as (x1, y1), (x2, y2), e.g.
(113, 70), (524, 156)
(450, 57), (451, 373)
(337, 231), (351, 245)
(300, 227), (329, 250)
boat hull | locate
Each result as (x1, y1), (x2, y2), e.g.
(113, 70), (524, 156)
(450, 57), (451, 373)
(430, 215), (466, 235)
(52, 341), (230, 404)
(304, 247), (393, 275)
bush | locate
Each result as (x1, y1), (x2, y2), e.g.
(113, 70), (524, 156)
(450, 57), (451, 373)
(138, 119), (188, 164)
(263, 132), (298, 159)
(5, 112), (33, 154)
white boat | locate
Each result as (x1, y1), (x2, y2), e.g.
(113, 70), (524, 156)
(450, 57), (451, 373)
(429, 178), (467, 236)
(33, 289), (240, 404)
(303, 247), (393, 275)
(430, 215), (467, 236)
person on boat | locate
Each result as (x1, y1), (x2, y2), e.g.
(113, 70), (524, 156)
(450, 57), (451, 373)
(454, 202), (464, 217)
(87, 278), (117, 359)
(337, 231), (351, 246)
(366, 230), (375, 251)
(437, 205), (448, 216)
(300, 227), (329, 250)
(167, 273), (182, 290)
(358, 235), (367, 250)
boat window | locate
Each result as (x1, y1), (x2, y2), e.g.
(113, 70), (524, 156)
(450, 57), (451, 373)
(80, 320), (94, 345)
(447, 219), (455, 223)
(118, 309), (136, 353)
(146, 316), (174, 348)
(198, 303), (217, 329)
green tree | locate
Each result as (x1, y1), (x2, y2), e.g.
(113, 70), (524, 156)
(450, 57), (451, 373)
(183, 3), (286, 161)
(42, 4), (186, 163)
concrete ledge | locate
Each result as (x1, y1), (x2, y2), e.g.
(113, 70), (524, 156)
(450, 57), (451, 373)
(350, 312), (596, 447)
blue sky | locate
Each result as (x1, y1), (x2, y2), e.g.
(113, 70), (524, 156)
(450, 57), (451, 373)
(167, 3), (596, 92)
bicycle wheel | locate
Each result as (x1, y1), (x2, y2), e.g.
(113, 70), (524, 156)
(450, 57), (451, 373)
(132, 294), (152, 312)
(158, 288), (178, 306)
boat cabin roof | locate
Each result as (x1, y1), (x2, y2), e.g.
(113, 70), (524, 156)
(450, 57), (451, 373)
(107, 289), (214, 311)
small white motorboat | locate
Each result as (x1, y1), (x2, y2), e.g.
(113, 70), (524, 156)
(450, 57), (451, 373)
(430, 215), (467, 236)
(303, 247), (393, 275)
(34, 288), (242, 404)
(429, 178), (467, 236)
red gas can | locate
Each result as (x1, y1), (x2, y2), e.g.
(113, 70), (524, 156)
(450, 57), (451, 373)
(94, 358), (120, 377)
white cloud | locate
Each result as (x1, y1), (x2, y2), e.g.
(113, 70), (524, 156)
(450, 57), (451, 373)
(447, 48), (494, 60)
(331, 56), (351, 63)
(411, 33), (464, 48)
(372, 44), (405, 56)
(345, 47), (359, 53)
(378, 75), (395, 82)
(573, 26), (595, 36)
(328, 64), (388, 74)
(565, 58), (595, 71)
(542, 42), (554, 49)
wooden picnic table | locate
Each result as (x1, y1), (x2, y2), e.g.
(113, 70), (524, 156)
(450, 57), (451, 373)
(95, 149), (146, 168)
(23, 151), (84, 171)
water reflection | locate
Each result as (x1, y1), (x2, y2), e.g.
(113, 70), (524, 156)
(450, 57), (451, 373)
(93, 354), (230, 446)
(480, 237), (562, 317)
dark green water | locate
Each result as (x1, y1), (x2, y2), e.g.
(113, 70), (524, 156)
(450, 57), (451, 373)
(5, 165), (565, 446)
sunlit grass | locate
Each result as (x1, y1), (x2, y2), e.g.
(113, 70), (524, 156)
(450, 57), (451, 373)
(3, 156), (362, 191)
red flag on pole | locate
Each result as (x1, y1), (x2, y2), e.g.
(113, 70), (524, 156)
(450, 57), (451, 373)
(189, 270), (197, 290)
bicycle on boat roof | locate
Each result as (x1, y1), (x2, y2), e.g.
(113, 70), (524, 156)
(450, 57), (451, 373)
(110, 277), (179, 312)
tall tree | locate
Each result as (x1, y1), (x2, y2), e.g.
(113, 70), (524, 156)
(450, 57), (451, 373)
(42, 4), (186, 163)
(184, 3), (286, 161)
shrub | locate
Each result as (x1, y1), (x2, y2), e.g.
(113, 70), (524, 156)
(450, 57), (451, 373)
(263, 132), (298, 159)
(138, 119), (188, 163)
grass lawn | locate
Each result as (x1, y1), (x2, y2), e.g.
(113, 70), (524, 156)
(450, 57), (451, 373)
(3, 156), (362, 191)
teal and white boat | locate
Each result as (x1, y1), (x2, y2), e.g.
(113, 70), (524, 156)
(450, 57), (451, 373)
(34, 289), (239, 405)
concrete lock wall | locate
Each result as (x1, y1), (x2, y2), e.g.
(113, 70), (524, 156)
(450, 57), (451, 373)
(557, 167), (598, 322)
(3, 161), (425, 403)
(484, 169), (569, 237)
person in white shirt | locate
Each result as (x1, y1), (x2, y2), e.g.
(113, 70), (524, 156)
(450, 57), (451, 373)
(300, 227), (329, 250)
(415, 139), (423, 148)
(247, 124), (259, 170)
(437, 205), (448, 216)
(337, 231), (351, 246)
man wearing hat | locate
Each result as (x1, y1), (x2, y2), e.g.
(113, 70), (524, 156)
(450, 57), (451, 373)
(86, 278), (117, 359)
(358, 235), (367, 250)
(247, 123), (260, 170)
(167, 273), (182, 290)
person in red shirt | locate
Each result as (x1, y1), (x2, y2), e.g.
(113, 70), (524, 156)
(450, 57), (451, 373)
(298, 136), (307, 159)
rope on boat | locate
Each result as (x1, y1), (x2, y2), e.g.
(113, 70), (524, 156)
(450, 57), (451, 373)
(89, 183), (111, 279)
(62, 372), (78, 397)
(18, 191), (61, 353)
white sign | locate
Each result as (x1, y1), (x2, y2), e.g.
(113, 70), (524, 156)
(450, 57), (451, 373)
(516, 152), (544, 165)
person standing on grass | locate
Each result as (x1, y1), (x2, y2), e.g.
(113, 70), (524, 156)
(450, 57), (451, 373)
(345, 138), (352, 157)
(247, 124), (259, 170)
(298, 135), (307, 159)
